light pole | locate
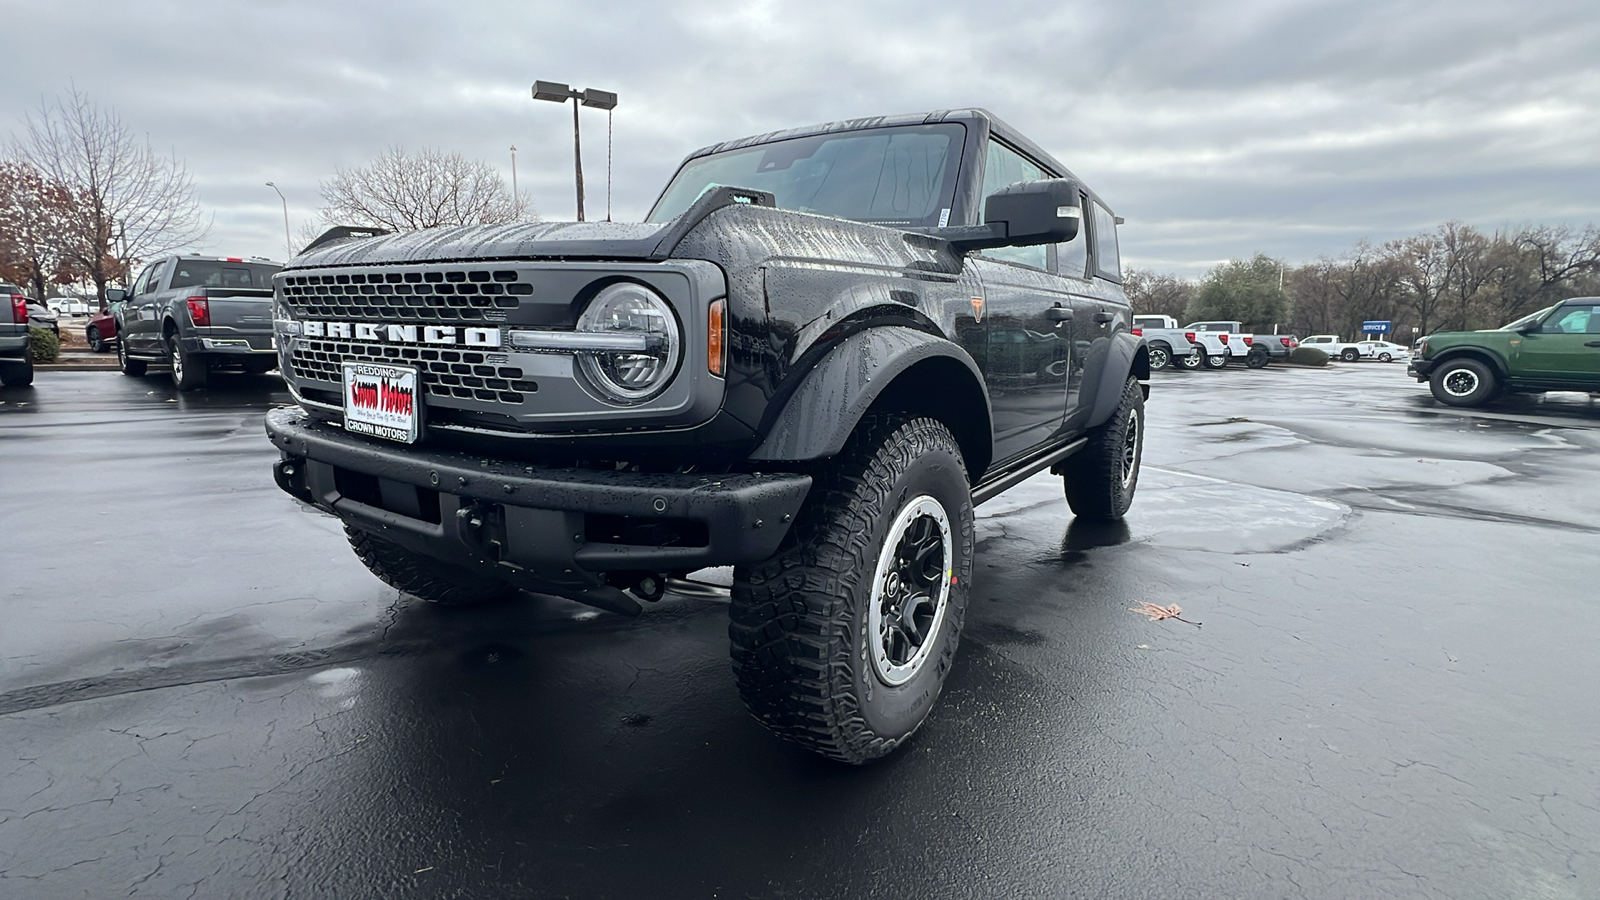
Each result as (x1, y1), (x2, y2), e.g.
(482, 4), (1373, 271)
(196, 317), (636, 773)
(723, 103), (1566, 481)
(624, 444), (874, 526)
(532, 81), (617, 222)
(265, 182), (291, 260)
(509, 145), (518, 199)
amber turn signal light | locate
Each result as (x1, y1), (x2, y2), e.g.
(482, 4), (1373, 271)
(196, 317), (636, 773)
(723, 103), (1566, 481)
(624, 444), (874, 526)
(708, 298), (726, 376)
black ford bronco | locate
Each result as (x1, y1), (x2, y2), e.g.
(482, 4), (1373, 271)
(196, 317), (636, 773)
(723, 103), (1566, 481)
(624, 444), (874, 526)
(265, 109), (1148, 762)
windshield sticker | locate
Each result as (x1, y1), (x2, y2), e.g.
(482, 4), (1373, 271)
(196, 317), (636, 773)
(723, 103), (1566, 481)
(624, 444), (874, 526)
(938, 208), (951, 228)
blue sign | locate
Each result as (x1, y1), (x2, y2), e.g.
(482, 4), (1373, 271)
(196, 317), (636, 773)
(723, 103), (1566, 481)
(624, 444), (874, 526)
(1362, 320), (1391, 334)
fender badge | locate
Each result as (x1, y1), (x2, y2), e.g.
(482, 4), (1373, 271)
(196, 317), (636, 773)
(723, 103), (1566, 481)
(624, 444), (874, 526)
(970, 297), (985, 323)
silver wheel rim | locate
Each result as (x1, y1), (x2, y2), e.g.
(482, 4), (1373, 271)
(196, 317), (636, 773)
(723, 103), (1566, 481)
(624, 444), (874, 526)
(867, 495), (953, 686)
(170, 338), (183, 381)
(1443, 368), (1479, 397)
(1380, 353), (1391, 362)
(1121, 408), (1141, 488)
(1183, 352), (1201, 369)
(1150, 348), (1169, 369)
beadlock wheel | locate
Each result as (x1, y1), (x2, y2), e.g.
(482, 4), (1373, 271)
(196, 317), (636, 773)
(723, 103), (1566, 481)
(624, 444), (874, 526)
(867, 496), (953, 686)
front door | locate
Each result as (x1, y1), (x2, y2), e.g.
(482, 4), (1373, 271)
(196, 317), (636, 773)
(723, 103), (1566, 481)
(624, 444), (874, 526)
(971, 256), (1073, 463)
(1517, 302), (1600, 382)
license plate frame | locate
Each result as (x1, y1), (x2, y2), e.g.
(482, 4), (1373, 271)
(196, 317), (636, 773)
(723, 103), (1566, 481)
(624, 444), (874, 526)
(342, 362), (422, 444)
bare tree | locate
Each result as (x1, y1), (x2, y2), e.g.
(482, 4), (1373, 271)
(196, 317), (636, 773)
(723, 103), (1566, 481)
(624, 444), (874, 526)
(1123, 267), (1195, 319)
(0, 158), (81, 300)
(14, 87), (210, 301)
(315, 146), (535, 233)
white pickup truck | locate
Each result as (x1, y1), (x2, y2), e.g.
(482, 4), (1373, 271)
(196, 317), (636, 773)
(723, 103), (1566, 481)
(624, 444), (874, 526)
(1183, 320), (1255, 369)
(1129, 315), (1201, 370)
(1299, 334), (1366, 362)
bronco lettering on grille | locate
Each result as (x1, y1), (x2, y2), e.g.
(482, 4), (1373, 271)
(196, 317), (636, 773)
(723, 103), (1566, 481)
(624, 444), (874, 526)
(300, 321), (501, 348)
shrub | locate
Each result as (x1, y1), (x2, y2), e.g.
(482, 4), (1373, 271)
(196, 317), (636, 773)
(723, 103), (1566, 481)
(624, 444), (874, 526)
(29, 327), (60, 363)
(1288, 346), (1329, 367)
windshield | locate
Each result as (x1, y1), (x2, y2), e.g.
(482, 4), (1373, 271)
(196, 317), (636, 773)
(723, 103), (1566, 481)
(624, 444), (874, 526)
(169, 261), (281, 290)
(648, 123), (965, 227)
(1499, 304), (1556, 331)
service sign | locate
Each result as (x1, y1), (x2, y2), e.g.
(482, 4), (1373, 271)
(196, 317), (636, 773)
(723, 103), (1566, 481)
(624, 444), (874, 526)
(342, 362), (421, 443)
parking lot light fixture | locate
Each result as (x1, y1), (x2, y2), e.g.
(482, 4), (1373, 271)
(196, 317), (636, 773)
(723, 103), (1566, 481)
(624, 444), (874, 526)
(265, 182), (291, 260)
(532, 81), (617, 223)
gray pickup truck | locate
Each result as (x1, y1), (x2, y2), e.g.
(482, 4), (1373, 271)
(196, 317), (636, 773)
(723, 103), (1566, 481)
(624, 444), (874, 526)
(110, 255), (282, 390)
(1, 283), (34, 387)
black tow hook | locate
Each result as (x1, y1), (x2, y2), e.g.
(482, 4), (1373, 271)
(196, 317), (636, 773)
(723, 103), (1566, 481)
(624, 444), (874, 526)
(273, 456), (313, 503)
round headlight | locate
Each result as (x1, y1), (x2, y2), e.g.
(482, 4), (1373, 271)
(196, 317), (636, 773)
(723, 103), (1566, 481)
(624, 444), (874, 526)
(575, 282), (681, 403)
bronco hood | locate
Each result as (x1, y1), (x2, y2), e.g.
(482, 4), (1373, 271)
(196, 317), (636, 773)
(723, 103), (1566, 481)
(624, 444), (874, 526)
(284, 186), (796, 271)
(284, 220), (671, 270)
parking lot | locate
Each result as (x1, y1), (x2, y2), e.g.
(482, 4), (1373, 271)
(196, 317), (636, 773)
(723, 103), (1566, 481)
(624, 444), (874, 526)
(2, 363), (1596, 899)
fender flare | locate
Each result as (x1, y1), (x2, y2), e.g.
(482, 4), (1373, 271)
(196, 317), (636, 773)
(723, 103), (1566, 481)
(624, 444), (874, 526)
(1082, 332), (1149, 429)
(1431, 347), (1510, 379)
(750, 325), (993, 468)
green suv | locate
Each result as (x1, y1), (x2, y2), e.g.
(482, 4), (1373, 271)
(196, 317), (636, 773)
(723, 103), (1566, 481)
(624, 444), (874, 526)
(1409, 297), (1600, 407)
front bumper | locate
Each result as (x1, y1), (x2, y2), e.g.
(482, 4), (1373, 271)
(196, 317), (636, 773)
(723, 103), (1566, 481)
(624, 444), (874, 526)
(1407, 358), (1436, 380)
(265, 407), (811, 595)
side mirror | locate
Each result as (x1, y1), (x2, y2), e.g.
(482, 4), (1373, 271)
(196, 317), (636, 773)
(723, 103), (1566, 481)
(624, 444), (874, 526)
(947, 179), (1082, 254)
(105, 288), (127, 303)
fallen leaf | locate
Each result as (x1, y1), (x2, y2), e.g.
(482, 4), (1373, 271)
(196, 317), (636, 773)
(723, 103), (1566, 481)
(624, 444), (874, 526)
(1129, 601), (1202, 627)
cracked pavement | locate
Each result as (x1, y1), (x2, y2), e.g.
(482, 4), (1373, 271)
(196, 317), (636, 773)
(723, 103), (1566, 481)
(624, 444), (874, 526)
(1, 367), (1596, 898)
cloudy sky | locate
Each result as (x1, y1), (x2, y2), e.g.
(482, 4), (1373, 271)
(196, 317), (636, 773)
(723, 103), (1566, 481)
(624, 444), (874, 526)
(4, 0), (1598, 277)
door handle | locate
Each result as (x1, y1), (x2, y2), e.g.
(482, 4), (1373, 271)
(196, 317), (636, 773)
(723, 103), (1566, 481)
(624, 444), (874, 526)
(1093, 310), (1115, 324)
(1047, 306), (1074, 321)
(1585, 340), (1600, 347)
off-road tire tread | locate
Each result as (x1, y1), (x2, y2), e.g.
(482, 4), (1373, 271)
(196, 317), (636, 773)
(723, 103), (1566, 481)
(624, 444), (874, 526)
(728, 416), (973, 764)
(1063, 377), (1143, 521)
(344, 525), (520, 607)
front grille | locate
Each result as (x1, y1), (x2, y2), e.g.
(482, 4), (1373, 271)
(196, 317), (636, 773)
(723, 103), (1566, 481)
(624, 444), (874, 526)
(280, 268), (534, 322)
(290, 338), (538, 404)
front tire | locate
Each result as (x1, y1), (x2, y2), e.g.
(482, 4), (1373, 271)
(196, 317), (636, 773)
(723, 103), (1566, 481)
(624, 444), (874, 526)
(1063, 377), (1144, 521)
(168, 332), (208, 391)
(1429, 358), (1498, 407)
(117, 333), (146, 376)
(729, 416), (974, 764)
(344, 526), (521, 607)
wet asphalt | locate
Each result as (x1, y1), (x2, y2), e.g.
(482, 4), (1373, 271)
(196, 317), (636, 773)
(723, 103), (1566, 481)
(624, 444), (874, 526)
(1, 364), (1597, 899)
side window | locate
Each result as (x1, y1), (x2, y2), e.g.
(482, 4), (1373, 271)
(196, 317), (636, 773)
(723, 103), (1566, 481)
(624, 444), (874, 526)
(1056, 192), (1089, 279)
(1091, 202), (1121, 281)
(1542, 306), (1598, 334)
(132, 263), (162, 296)
(978, 140), (1048, 270)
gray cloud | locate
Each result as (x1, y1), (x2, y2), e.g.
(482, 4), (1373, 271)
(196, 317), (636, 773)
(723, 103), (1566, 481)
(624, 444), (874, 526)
(4, 0), (1597, 277)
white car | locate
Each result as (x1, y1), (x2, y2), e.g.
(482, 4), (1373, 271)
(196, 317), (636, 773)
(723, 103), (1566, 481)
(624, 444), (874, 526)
(1357, 340), (1410, 362)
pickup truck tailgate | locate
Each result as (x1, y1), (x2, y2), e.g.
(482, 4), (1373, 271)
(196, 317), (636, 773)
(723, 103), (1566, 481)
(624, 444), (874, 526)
(195, 289), (275, 347)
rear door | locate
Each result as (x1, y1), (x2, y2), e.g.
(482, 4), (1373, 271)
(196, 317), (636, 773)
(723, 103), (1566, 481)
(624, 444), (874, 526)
(1515, 302), (1600, 383)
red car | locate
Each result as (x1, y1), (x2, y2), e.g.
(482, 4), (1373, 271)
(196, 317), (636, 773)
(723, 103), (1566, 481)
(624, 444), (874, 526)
(86, 307), (117, 352)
